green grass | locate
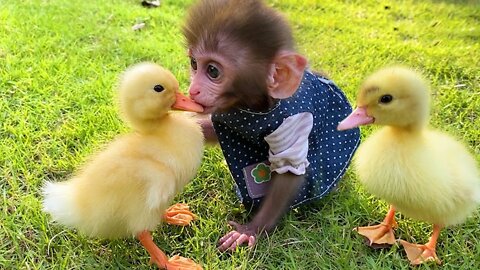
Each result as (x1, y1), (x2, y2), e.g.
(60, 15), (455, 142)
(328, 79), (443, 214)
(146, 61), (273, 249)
(1, 0), (479, 269)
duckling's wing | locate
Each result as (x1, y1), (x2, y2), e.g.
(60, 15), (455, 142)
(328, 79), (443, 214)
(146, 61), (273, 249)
(138, 161), (178, 211)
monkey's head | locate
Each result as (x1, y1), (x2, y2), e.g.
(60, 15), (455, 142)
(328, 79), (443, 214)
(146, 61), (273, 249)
(183, 0), (307, 113)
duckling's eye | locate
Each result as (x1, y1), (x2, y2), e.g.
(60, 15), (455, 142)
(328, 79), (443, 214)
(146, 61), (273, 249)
(153, 84), (164, 93)
(190, 57), (197, 71)
(379, 94), (393, 104)
(207, 64), (220, 80)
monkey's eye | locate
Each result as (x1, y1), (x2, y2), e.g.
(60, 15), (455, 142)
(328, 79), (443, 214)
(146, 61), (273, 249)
(379, 94), (393, 104)
(190, 58), (197, 71)
(153, 84), (165, 92)
(207, 64), (220, 80)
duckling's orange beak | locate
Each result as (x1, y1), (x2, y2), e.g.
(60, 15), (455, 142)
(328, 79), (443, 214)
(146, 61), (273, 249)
(173, 92), (204, 113)
(337, 107), (374, 131)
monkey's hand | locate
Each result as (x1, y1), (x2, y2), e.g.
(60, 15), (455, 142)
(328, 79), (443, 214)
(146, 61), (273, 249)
(218, 173), (305, 252)
(217, 221), (259, 252)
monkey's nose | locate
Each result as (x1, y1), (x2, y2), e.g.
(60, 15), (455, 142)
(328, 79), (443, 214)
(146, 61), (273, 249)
(189, 89), (200, 98)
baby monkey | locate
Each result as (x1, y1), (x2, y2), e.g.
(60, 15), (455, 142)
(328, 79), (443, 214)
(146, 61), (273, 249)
(183, 0), (360, 251)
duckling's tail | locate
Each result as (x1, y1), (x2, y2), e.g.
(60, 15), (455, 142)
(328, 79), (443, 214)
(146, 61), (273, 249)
(42, 180), (80, 228)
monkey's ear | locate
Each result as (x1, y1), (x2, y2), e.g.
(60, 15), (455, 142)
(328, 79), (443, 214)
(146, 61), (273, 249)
(267, 52), (308, 99)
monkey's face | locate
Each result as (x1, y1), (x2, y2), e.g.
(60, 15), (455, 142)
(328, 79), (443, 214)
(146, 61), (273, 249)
(188, 50), (276, 113)
(182, 0), (300, 114)
(187, 50), (234, 114)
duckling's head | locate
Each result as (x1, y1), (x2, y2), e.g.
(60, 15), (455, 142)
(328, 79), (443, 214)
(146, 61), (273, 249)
(118, 62), (203, 129)
(338, 66), (430, 131)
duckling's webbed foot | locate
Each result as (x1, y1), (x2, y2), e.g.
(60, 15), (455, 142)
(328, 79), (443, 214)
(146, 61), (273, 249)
(166, 255), (203, 270)
(355, 205), (397, 246)
(163, 203), (197, 226)
(399, 240), (441, 265)
(398, 224), (442, 265)
(354, 223), (396, 247)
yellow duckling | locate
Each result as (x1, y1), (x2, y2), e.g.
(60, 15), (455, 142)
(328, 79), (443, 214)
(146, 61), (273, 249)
(42, 62), (205, 269)
(337, 66), (480, 265)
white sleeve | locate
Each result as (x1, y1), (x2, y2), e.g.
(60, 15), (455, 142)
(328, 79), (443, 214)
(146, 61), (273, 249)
(264, 112), (313, 175)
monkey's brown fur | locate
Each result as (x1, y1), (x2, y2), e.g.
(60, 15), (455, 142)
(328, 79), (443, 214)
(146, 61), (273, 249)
(183, 0), (296, 111)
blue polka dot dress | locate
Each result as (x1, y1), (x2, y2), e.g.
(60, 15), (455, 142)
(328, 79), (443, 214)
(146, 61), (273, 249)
(212, 70), (360, 208)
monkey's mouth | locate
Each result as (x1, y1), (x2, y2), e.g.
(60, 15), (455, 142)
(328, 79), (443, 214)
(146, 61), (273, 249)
(193, 102), (214, 114)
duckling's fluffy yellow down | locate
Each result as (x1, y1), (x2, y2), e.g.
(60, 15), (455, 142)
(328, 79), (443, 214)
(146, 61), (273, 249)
(353, 66), (480, 226)
(355, 126), (480, 226)
(42, 63), (205, 239)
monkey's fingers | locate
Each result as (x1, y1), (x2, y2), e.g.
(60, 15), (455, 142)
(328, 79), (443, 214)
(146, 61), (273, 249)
(248, 235), (256, 248)
(228, 233), (250, 251)
(217, 230), (256, 252)
(218, 230), (237, 244)
(218, 231), (240, 252)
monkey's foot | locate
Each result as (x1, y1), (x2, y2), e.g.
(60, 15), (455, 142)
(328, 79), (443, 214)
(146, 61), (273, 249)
(399, 240), (441, 265)
(354, 222), (396, 247)
(166, 255), (203, 270)
(163, 203), (197, 226)
(137, 231), (169, 269)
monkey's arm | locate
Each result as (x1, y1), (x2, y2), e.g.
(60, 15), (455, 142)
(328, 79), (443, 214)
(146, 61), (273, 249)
(217, 172), (305, 252)
(198, 116), (218, 143)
